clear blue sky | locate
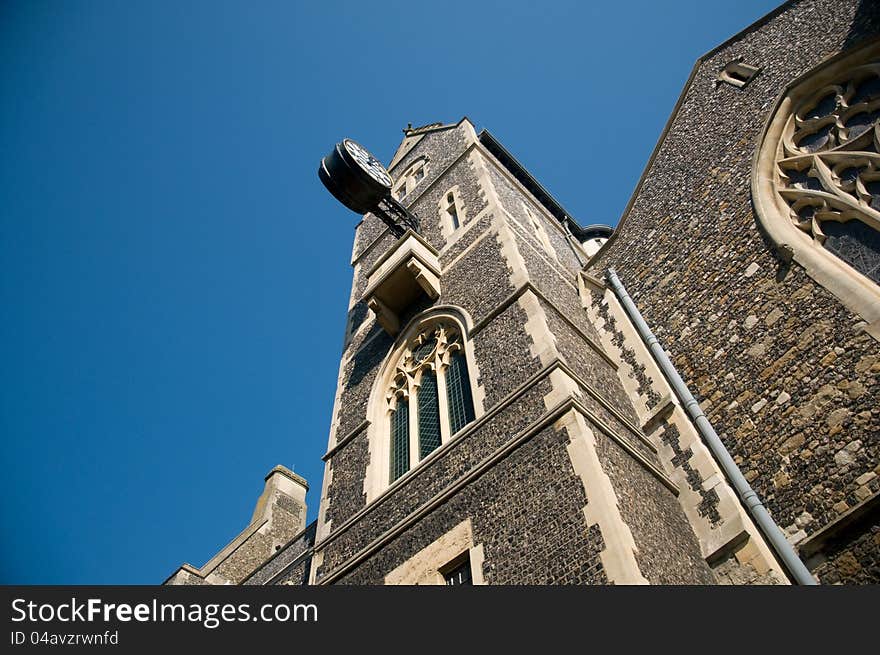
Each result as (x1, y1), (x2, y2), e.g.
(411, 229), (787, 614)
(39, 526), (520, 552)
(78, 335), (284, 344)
(1, 0), (781, 584)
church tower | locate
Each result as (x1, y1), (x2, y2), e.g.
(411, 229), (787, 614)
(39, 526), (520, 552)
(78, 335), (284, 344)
(169, 0), (880, 586)
(300, 119), (786, 585)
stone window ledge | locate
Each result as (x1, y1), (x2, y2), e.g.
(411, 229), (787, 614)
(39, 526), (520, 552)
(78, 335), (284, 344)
(364, 230), (441, 336)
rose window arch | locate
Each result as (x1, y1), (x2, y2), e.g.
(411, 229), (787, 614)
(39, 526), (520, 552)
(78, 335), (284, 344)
(753, 39), (880, 337)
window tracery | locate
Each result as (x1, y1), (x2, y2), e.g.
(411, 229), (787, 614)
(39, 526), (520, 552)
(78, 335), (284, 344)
(752, 40), (880, 337)
(385, 321), (475, 482)
(775, 60), (880, 283)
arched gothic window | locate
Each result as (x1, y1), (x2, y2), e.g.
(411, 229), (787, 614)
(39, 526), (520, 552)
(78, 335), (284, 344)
(394, 158), (429, 201)
(753, 39), (880, 336)
(386, 321), (476, 483)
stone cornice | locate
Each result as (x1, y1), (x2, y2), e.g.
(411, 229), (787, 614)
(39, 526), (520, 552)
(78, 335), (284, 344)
(312, 389), (675, 585)
(314, 355), (667, 559)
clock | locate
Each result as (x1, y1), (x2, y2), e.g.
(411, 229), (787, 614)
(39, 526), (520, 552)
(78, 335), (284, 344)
(319, 138), (394, 214)
(343, 139), (393, 189)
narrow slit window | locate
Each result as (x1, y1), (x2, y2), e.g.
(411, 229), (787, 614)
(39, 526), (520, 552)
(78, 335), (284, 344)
(446, 193), (460, 230)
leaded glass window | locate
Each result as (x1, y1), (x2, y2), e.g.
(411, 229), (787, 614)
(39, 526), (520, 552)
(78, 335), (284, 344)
(417, 371), (441, 458)
(446, 351), (475, 436)
(387, 321), (476, 482)
(390, 399), (410, 483)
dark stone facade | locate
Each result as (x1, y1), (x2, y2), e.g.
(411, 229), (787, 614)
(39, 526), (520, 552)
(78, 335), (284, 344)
(811, 519), (880, 584)
(588, 0), (880, 581)
(307, 119), (713, 586)
(244, 521), (317, 586)
(334, 425), (610, 585)
(172, 0), (880, 587)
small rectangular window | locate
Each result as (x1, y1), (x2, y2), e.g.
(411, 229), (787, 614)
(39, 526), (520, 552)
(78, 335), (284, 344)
(442, 554), (472, 586)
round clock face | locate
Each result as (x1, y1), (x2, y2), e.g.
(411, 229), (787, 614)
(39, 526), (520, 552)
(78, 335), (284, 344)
(343, 139), (393, 189)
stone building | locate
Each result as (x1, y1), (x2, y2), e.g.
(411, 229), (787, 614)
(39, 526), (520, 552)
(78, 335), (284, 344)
(167, 0), (880, 585)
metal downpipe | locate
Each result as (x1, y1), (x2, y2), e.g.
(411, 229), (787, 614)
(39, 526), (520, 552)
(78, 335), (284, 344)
(604, 268), (817, 585)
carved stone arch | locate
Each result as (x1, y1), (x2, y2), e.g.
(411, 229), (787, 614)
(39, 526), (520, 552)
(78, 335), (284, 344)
(393, 156), (430, 201)
(363, 306), (484, 503)
(753, 38), (880, 339)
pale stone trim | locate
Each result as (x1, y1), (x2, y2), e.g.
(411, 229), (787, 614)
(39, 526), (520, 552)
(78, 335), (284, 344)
(384, 519), (485, 585)
(579, 270), (607, 293)
(308, 549), (323, 585)
(716, 59), (761, 88)
(317, 394), (671, 585)
(323, 328), (354, 454)
(315, 358), (670, 553)
(641, 395), (675, 433)
(752, 38), (880, 341)
(394, 144), (477, 212)
(316, 459), (334, 544)
(503, 209), (578, 290)
(363, 231), (442, 337)
(586, 288), (656, 423)
(362, 307), (484, 504)
(570, 396), (671, 490)
(522, 200), (558, 261)
(365, 228), (439, 277)
(586, 283), (788, 581)
(387, 138), (585, 250)
(321, 359), (567, 548)
(468, 280), (618, 370)
(458, 117), (480, 146)
(327, 355), (656, 469)
(557, 409), (649, 585)
(317, 396), (578, 584)
(393, 156), (430, 202)
(388, 133), (426, 171)
(387, 117), (477, 174)
(437, 217), (494, 271)
(438, 184), (469, 243)
(167, 466), (307, 585)
(520, 290), (559, 367)
(475, 140), (593, 253)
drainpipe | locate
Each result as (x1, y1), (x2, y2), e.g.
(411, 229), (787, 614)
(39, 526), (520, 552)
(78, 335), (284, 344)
(604, 268), (817, 585)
